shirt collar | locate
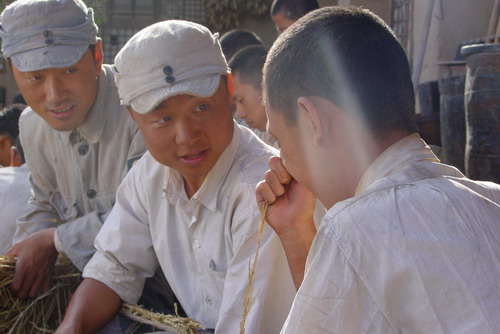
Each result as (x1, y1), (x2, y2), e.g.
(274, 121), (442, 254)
(355, 133), (444, 196)
(60, 66), (110, 145)
(164, 121), (241, 213)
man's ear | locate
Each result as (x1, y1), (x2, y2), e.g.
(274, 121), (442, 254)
(93, 39), (104, 74)
(297, 96), (330, 144)
(10, 146), (22, 167)
(0, 135), (7, 148)
(127, 108), (136, 120)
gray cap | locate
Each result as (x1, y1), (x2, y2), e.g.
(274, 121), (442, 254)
(114, 20), (230, 115)
(0, 0), (98, 72)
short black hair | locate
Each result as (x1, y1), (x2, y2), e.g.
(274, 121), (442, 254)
(270, 0), (319, 21)
(0, 103), (26, 143)
(12, 92), (26, 104)
(264, 6), (417, 136)
(228, 45), (268, 89)
(220, 29), (263, 62)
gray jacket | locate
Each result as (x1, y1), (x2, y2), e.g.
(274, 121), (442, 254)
(15, 65), (146, 270)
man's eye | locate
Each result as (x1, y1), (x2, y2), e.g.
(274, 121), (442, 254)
(29, 75), (42, 81)
(65, 68), (78, 74)
(156, 116), (172, 124)
(195, 104), (208, 112)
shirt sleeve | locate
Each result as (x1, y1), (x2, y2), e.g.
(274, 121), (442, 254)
(13, 170), (63, 243)
(214, 193), (296, 333)
(83, 164), (158, 304)
(281, 220), (394, 334)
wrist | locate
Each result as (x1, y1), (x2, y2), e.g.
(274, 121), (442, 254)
(42, 228), (58, 253)
(278, 220), (316, 250)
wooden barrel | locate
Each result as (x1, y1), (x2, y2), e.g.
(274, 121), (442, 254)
(461, 44), (500, 183)
(438, 61), (466, 173)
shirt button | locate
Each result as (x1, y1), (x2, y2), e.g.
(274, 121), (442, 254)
(87, 189), (97, 199)
(43, 30), (52, 38)
(165, 75), (175, 83)
(193, 239), (200, 248)
(209, 259), (216, 271)
(163, 65), (173, 75)
(45, 37), (54, 45)
(78, 144), (89, 155)
(205, 296), (213, 305)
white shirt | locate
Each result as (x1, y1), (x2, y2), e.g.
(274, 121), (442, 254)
(0, 165), (31, 254)
(282, 134), (500, 333)
(253, 128), (279, 149)
(84, 124), (296, 333)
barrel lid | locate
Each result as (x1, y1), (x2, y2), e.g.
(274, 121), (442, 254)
(437, 60), (466, 66)
(461, 43), (500, 57)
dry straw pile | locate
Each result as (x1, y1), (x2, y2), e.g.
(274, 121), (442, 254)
(0, 255), (205, 334)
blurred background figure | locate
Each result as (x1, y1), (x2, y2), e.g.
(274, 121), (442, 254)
(0, 104), (30, 254)
(270, 0), (319, 33)
(12, 92), (26, 105)
(220, 29), (264, 127)
(220, 28), (263, 63)
(0, 103), (25, 168)
(229, 45), (278, 148)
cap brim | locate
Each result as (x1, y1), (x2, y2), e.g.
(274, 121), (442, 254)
(10, 44), (89, 72)
(130, 74), (222, 114)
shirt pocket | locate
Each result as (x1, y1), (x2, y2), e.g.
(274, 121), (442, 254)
(205, 256), (228, 297)
(49, 191), (80, 222)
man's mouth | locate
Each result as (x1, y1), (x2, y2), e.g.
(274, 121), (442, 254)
(181, 151), (205, 160)
(49, 105), (73, 114)
(179, 150), (208, 165)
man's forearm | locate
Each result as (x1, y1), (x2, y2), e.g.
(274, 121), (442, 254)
(57, 278), (121, 334)
(278, 221), (317, 289)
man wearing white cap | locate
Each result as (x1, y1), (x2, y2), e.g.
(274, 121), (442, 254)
(0, 0), (145, 298)
(57, 20), (295, 333)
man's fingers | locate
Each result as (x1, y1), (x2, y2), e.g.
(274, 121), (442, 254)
(5, 243), (19, 257)
(11, 260), (31, 298)
(268, 156), (293, 185)
(28, 278), (42, 299)
(256, 180), (277, 208)
(264, 169), (287, 197)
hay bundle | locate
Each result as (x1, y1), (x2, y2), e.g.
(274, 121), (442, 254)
(0, 254), (80, 334)
(0, 255), (206, 334)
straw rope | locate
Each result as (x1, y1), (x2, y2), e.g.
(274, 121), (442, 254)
(239, 202), (268, 334)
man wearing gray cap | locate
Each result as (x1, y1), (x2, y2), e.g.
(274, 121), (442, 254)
(0, 0), (145, 298)
(57, 20), (295, 333)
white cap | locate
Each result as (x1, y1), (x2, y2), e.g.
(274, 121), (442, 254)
(0, 0), (98, 72)
(114, 20), (230, 114)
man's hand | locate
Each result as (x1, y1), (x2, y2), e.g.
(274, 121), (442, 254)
(255, 156), (317, 289)
(6, 228), (58, 298)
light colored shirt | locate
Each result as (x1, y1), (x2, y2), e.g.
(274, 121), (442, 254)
(84, 124), (296, 333)
(253, 128), (279, 149)
(14, 65), (145, 270)
(282, 134), (500, 333)
(0, 165), (31, 254)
